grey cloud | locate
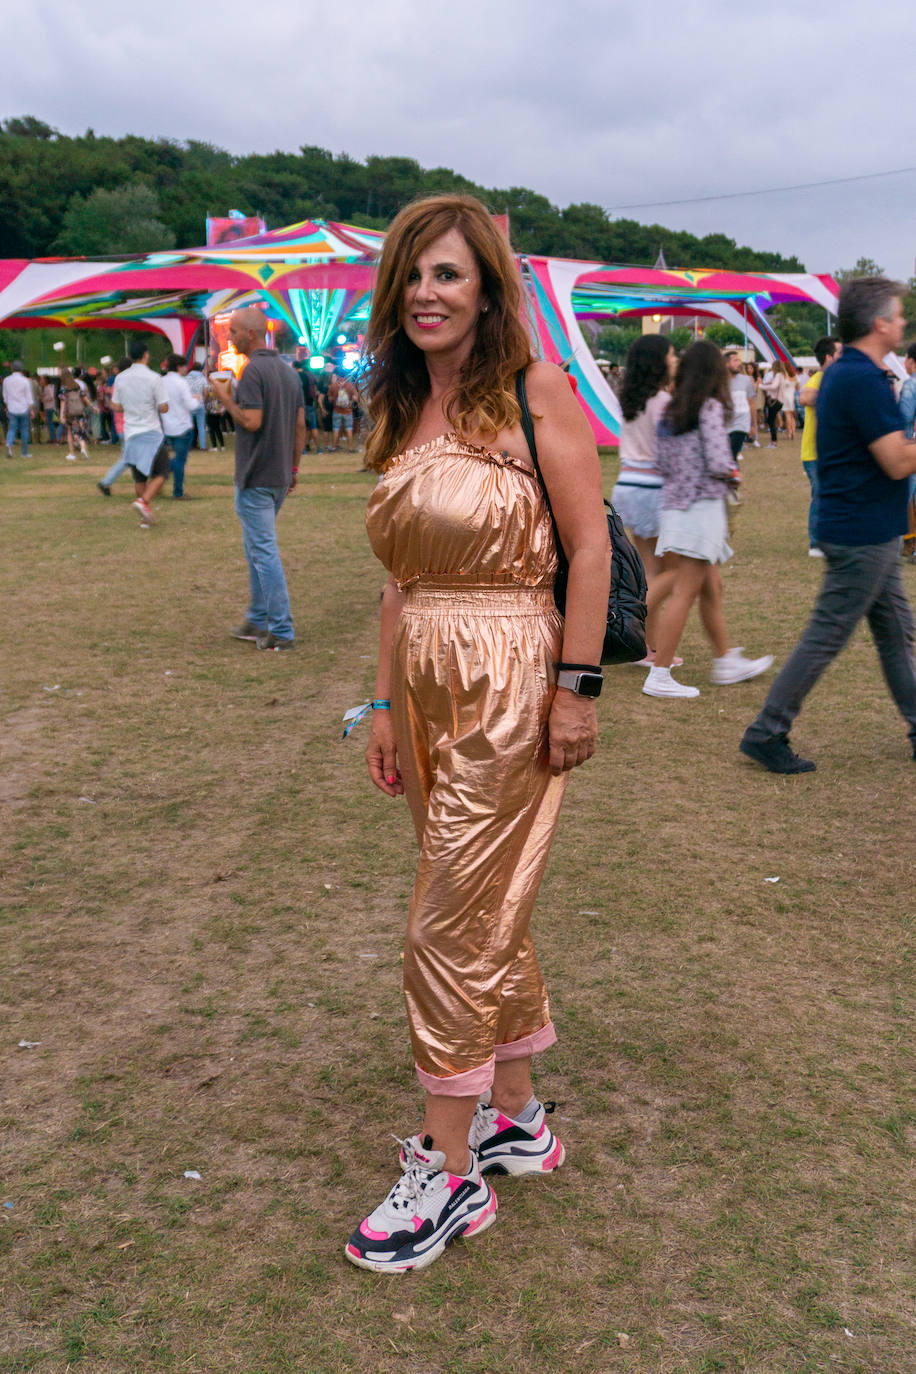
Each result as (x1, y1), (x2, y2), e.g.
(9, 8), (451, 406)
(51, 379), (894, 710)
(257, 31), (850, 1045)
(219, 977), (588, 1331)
(4, 0), (916, 276)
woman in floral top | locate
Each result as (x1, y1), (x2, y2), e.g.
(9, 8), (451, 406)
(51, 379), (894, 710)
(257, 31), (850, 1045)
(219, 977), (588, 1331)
(643, 341), (773, 699)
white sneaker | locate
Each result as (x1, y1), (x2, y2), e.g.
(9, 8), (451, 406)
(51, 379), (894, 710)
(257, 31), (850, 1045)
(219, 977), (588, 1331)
(808, 547), (825, 558)
(711, 648), (774, 685)
(65, 452), (76, 462)
(642, 666), (700, 698)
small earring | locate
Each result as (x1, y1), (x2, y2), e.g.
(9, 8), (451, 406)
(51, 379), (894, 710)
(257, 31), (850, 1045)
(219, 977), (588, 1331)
(481, 304), (489, 314)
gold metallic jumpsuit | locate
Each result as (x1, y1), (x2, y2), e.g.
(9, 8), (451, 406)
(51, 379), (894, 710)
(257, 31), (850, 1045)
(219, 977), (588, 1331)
(366, 432), (568, 1097)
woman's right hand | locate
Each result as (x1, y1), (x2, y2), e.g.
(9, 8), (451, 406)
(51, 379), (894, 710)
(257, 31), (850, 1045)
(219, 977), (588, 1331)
(366, 710), (404, 797)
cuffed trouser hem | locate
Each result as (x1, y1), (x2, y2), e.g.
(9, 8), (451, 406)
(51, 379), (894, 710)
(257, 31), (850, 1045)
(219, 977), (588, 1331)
(416, 1056), (495, 1097)
(495, 1019), (557, 1061)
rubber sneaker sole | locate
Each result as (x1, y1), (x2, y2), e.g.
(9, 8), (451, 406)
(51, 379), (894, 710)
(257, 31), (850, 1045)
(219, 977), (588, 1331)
(480, 1137), (566, 1177)
(642, 678), (700, 698)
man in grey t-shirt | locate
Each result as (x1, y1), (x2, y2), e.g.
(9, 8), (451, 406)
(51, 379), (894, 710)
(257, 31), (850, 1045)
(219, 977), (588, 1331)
(208, 308), (305, 650)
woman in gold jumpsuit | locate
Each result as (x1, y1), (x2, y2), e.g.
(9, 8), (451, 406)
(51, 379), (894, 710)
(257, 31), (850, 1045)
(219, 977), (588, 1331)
(346, 196), (611, 1273)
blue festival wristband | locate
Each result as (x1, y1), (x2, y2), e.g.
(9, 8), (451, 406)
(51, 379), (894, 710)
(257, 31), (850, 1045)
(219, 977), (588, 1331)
(341, 698), (391, 739)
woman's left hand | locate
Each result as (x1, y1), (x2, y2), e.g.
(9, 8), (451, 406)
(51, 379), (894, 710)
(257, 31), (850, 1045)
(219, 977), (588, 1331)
(547, 688), (598, 775)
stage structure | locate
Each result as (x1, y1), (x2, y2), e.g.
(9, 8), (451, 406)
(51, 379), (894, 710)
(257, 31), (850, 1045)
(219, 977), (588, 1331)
(0, 220), (838, 444)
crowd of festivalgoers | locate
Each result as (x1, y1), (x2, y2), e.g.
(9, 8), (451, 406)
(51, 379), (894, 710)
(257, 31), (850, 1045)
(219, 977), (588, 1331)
(0, 354), (366, 472)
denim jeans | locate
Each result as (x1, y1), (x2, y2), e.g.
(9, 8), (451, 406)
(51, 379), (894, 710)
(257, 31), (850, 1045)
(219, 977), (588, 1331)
(191, 405), (207, 449)
(234, 485), (293, 639)
(166, 428), (194, 497)
(744, 539), (916, 746)
(44, 407), (57, 443)
(101, 446), (129, 489)
(6, 412), (30, 455)
(802, 459), (820, 548)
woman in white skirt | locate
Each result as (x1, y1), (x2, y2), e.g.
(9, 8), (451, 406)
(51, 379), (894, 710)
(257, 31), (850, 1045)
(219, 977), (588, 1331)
(611, 334), (681, 665)
(643, 341), (773, 699)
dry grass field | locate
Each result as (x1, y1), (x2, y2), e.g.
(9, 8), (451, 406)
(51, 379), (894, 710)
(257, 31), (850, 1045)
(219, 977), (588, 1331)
(1, 435), (914, 1373)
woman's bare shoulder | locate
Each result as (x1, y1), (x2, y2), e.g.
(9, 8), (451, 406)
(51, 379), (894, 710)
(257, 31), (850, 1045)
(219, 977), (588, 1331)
(524, 360), (573, 407)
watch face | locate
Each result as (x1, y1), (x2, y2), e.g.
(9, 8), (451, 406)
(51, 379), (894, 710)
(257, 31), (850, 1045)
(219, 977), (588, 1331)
(579, 673), (603, 698)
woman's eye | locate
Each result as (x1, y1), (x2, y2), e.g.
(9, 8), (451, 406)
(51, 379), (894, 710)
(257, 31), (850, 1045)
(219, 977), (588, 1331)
(439, 270), (456, 281)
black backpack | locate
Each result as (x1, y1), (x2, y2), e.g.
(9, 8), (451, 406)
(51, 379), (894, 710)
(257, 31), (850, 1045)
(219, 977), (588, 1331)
(516, 370), (648, 665)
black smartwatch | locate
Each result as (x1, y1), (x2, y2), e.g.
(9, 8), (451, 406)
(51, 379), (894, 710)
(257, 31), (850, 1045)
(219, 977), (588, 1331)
(556, 664), (603, 698)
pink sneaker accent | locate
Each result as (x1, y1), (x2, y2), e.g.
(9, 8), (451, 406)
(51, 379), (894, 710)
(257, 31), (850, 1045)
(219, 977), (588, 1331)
(462, 1189), (498, 1234)
(360, 1219), (390, 1240)
(542, 1138), (565, 1171)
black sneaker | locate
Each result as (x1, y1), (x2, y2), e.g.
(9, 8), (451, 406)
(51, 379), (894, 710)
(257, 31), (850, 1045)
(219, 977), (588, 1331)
(740, 731), (816, 774)
(255, 632), (296, 651)
(97, 481), (111, 497)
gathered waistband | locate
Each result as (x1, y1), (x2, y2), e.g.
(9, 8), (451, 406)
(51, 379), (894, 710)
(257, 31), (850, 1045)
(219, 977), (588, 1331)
(401, 578), (558, 615)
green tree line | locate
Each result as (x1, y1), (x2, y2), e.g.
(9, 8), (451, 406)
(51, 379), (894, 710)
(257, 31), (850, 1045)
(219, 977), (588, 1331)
(0, 114), (805, 272)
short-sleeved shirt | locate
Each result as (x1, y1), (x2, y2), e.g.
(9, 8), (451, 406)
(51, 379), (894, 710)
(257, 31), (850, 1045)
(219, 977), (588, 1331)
(618, 389), (670, 483)
(234, 350), (304, 490)
(112, 363), (167, 439)
(727, 373), (756, 433)
(815, 346), (908, 546)
(800, 369), (823, 465)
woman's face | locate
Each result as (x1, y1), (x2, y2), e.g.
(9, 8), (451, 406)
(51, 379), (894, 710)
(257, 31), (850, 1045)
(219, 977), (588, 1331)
(666, 345), (677, 382)
(401, 228), (486, 360)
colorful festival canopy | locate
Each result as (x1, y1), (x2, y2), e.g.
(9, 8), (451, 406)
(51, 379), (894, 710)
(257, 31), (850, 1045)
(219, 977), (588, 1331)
(0, 219), (838, 444)
(523, 257), (839, 442)
(0, 219), (385, 355)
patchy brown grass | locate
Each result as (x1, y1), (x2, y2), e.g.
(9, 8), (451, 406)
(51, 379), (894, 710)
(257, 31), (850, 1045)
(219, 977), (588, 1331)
(1, 437), (914, 1373)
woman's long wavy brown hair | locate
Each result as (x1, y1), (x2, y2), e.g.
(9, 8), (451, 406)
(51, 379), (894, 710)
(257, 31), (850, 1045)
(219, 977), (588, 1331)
(665, 340), (733, 435)
(362, 195), (533, 471)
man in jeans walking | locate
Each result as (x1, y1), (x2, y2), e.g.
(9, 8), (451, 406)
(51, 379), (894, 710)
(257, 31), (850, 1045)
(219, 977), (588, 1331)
(3, 362), (35, 457)
(208, 308), (305, 651)
(741, 277), (916, 774)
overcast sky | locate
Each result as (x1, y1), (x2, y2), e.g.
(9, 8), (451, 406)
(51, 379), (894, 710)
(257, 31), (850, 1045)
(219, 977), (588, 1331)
(6, 0), (916, 279)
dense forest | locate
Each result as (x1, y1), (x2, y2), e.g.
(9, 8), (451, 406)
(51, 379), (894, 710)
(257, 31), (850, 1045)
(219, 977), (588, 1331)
(0, 115), (805, 272)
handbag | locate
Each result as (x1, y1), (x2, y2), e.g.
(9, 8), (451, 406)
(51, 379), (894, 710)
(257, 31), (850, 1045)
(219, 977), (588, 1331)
(64, 388), (85, 419)
(515, 369), (648, 665)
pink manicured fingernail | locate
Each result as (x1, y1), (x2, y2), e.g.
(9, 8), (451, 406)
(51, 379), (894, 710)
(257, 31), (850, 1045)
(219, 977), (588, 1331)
(386, 775), (396, 784)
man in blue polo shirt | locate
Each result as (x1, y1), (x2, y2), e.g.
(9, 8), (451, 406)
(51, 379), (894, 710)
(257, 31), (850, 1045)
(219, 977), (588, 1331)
(741, 276), (916, 773)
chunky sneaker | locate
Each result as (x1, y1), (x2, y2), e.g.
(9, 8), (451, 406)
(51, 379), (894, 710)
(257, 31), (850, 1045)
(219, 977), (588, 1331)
(808, 547), (825, 558)
(469, 1095), (565, 1176)
(740, 731), (816, 774)
(131, 497), (155, 525)
(255, 631), (295, 651)
(642, 666), (700, 698)
(229, 620), (264, 642)
(711, 648), (774, 685)
(345, 1134), (497, 1274)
